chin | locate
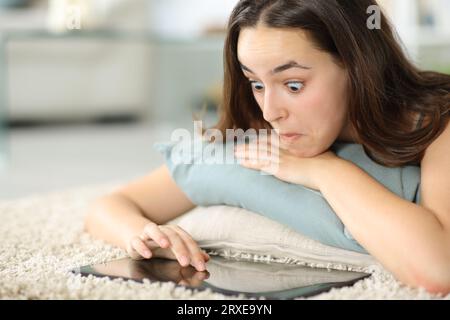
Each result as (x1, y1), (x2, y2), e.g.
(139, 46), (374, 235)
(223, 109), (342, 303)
(281, 144), (320, 158)
(280, 140), (328, 158)
(290, 149), (321, 158)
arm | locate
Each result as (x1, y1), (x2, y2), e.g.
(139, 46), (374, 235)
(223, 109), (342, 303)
(84, 165), (196, 256)
(317, 125), (450, 294)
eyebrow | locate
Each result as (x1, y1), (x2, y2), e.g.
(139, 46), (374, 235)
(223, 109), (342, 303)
(240, 60), (311, 75)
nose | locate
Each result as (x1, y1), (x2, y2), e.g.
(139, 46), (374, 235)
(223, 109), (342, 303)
(262, 89), (286, 123)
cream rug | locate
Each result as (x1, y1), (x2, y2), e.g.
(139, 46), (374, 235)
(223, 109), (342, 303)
(0, 183), (448, 300)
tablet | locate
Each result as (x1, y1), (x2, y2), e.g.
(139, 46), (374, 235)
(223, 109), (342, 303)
(71, 256), (370, 300)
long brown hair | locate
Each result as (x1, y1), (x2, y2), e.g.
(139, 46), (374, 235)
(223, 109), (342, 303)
(212, 0), (450, 167)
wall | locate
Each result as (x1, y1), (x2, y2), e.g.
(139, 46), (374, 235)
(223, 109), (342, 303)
(3, 0), (236, 122)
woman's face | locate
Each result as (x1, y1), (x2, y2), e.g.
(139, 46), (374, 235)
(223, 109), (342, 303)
(237, 24), (351, 157)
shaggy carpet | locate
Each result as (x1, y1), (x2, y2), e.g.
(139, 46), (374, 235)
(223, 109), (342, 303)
(0, 183), (448, 300)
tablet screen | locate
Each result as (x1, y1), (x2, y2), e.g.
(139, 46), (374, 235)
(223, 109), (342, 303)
(71, 256), (370, 299)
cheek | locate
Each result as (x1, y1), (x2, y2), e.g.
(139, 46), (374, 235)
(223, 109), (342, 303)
(294, 84), (347, 129)
(254, 93), (263, 109)
(289, 88), (329, 126)
(320, 70), (349, 123)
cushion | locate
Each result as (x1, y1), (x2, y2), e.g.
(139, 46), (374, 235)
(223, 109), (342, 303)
(168, 205), (378, 272)
(155, 138), (421, 254)
(176, 227), (374, 292)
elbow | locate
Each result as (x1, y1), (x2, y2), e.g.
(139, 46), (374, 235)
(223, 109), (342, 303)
(414, 278), (450, 296)
(83, 196), (108, 236)
(83, 201), (97, 236)
(407, 259), (450, 295)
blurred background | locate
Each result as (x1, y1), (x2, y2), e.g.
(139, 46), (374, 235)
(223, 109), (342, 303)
(0, 0), (449, 199)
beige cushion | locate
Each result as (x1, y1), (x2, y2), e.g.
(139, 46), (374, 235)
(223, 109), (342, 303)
(169, 206), (379, 273)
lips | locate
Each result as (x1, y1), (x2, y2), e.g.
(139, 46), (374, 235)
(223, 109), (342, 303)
(279, 133), (302, 142)
(280, 133), (301, 138)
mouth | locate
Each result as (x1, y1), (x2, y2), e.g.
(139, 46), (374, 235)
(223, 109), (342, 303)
(278, 133), (303, 142)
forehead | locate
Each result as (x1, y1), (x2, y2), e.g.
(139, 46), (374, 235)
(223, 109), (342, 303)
(237, 26), (315, 64)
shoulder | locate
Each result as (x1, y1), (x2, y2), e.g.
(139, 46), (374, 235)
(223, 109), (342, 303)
(422, 119), (450, 161)
(420, 120), (450, 226)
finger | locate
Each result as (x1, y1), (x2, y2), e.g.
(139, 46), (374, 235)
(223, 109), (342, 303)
(254, 140), (278, 154)
(178, 280), (190, 287)
(192, 269), (210, 280)
(130, 236), (152, 259)
(143, 239), (178, 261)
(235, 144), (280, 168)
(172, 226), (208, 271)
(179, 265), (198, 278)
(127, 243), (143, 260)
(235, 139), (278, 151)
(194, 271), (210, 281)
(179, 266), (209, 287)
(159, 226), (191, 267)
(202, 251), (210, 261)
(239, 158), (273, 172)
(141, 222), (171, 249)
(186, 272), (208, 287)
(235, 145), (277, 162)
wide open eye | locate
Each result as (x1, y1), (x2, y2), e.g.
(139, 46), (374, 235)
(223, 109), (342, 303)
(286, 81), (304, 93)
(250, 81), (264, 92)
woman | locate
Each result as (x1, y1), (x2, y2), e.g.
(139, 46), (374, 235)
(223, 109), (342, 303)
(85, 0), (450, 294)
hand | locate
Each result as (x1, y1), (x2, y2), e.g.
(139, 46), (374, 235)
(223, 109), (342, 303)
(234, 140), (339, 191)
(129, 257), (210, 287)
(155, 260), (210, 287)
(126, 222), (210, 272)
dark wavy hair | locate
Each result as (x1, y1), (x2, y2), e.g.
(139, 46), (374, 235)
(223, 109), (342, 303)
(212, 0), (450, 167)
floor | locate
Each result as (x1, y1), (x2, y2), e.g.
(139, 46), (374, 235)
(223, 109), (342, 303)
(0, 119), (199, 199)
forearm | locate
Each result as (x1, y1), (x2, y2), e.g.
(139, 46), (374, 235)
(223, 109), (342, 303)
(84, 194), (152, 250)
(317, 159), (450, 291)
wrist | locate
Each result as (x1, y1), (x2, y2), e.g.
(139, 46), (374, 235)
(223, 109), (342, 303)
(122, 215), (153, 247)
(313, 157), (350, 193)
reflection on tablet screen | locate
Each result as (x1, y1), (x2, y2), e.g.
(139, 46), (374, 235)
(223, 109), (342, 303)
(71, 256), (370, 300)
